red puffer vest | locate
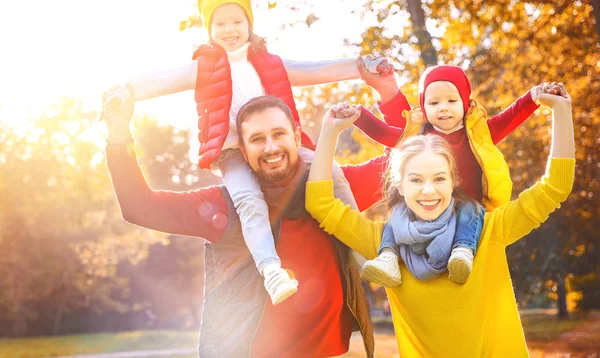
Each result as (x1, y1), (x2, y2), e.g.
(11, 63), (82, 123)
(192, 43), (315, 169)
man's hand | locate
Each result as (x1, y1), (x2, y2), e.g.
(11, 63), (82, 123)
(321, 102), (361, 135)
(357, 56), (400, 103)
(102, 86), (135, 144)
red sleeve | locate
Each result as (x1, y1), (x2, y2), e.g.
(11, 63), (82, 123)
(341, 153), (389, 211)
(488, 90), (539, 144)
(354, 106), (404, 148)
(378, 90), (412, 128)
(106, 142), (228, 243)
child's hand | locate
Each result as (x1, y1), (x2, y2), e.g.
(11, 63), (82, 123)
(404, 107), (425, 125)
(357, 56), (400, 104)
(362, 55), (396, 76)
(322, 102), (361, 134)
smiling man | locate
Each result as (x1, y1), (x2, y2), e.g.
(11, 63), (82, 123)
(104, 95), (390, 357)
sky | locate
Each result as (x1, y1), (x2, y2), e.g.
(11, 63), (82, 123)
(0, 0), (373, 129)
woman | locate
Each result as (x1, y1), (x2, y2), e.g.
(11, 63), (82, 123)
(305, 89), (574, 356)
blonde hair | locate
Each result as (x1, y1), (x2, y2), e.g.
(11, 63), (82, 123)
(383, 134), (463, 211)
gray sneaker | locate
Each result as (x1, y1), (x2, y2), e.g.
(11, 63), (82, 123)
(448, 246), (474, 284)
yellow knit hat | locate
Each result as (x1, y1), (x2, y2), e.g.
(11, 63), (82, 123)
(198, 0), (254, 33)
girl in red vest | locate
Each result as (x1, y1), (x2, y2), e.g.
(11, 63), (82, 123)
(102, 0), (394, 305)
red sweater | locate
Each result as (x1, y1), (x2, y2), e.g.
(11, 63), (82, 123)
(356, 90), (539, 201)
(106, 143), (387, 357)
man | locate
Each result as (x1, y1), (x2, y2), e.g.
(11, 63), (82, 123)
(104, 95), (388, 357)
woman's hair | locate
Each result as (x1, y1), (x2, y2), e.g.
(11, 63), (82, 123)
(383, 134), (465, 211)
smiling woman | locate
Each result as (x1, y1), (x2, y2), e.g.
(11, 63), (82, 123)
(306, 90), (575, 356)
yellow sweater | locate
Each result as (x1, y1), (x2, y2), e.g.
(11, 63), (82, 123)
(306, 158), (574, 357)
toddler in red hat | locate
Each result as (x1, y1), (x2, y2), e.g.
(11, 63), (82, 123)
(350, 63), (567, 287)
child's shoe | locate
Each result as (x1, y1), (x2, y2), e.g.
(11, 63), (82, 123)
(263, 263), (298, 305)
(361, 251), (402, 287)
(448, 246), (474, 284)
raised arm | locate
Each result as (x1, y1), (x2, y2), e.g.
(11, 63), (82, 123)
(102, 61), (197, 111)
(103, 97), (227, 242)
(491, 88), (575, 246)
(487, 82), (568, 144)
(306, 104), (383, 259)
(341, 153), (388, 211)
(283, 56), (395, 87)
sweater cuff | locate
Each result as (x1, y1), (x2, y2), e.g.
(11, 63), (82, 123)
(545, 158), (575, 193)
(524, 90), (540, 111)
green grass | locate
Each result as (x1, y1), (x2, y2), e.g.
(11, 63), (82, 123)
(521, 312), (589, 341)
(0, 330), (197, 358)
(0, 312), (592, 358)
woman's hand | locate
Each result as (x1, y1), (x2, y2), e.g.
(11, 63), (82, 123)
(532, 81), (569, 105)
(321, 102), (361, 135)
(537, 83), (571, 108)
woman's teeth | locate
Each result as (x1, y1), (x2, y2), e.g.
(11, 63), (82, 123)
(418, 200), (440, 206)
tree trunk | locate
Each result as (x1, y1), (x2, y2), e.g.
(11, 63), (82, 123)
(592, 0), (600, 38)
(12, 307), (27, 337)
(406, 0), (438, 66)
(557, 272), (568, 318)
(53, 297), (65, 335)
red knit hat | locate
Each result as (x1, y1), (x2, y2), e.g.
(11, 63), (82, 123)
(418, 65), (471, 118)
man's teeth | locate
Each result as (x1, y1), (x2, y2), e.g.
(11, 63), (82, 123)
(419, 200), (440, 206)
(265, 156), (284, 164)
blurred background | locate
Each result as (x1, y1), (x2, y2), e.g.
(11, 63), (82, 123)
(0, 0), (598, 357)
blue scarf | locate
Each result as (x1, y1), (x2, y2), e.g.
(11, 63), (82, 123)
(391, 198), (456, 281)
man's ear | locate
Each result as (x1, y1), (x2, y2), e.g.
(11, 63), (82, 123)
(294, 127), (302, 148)
(239, 142), (249, 162)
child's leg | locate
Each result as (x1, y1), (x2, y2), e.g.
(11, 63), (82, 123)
(453, 201), (483, 253)
(448, 201), (484, 284)
(362, 222), (403, 287)
(299, 147), (359, 209)
(218, 149), (297, 304)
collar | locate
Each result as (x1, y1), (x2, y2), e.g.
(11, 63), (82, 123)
(226, 41), (250, 62)
(432, 121), (464, 135)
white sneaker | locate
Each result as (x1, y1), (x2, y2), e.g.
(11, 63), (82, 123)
(362, 253), (402, 287)
(263, 264), (298, 305)
(448, 246), (474, 284)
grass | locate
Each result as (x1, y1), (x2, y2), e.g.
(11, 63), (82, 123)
(0, 330), (198, 358)
(0, 312), (594, 358)
(521, 311), (589, 341)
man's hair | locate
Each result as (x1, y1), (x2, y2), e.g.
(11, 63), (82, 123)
(236, 95), (297, 146)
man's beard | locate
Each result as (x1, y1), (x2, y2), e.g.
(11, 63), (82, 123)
(254, 152), (296, 183)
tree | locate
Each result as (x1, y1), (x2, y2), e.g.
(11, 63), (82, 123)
(355, 0), (600, 313)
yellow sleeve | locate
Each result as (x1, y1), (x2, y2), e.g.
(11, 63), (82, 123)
(305, 180), (383, 260)
(490, 158), (575, 246)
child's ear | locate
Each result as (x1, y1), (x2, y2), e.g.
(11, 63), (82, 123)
(466, 99), (476, 115)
